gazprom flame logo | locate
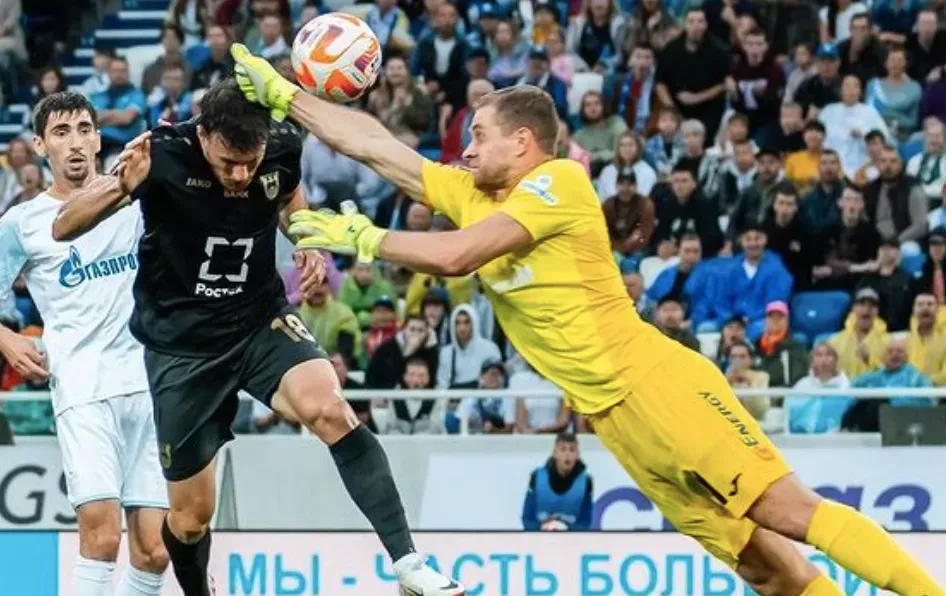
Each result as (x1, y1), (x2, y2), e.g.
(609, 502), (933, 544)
(58, 246), (138, 289)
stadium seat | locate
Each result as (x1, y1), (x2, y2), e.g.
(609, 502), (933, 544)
(567, 72), (603, 115)
(696, 332), (720, 359)
(790, 291), (852, 340)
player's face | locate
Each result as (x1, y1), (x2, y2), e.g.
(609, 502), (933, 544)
(464, 106), (517, 192)
(552, 441), (578, 474)
(198, 128), (266, 193)
(33, 109), (100, 185)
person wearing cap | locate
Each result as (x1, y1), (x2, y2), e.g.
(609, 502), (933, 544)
(855, 239), (913, 331)
(755, 301), (809, 387)
(364, 295), (400, 361)
(812, 184), (882, 291)
(465, 2), (503, 49)
(602, 167), (656, 257)
(795, 43), (843, 120)
(455, 360), (515, 434)
(653, 163), (725, 256)
(762, 182), (818, 292)
(339, 262), (398, 330)
(716, 222), (792, 340)
(725, 146), (783, 245)
(436, 304), (501, 390)
(784, 120), (826, 191)
(829, 287), (889, 379)
(820, 74), (890, 180)
(906, 292), (946, 386)
(411, 2), (469, 111)
(517, 45), (568, 117)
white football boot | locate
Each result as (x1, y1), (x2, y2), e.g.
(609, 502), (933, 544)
(394, 553), (466, 595)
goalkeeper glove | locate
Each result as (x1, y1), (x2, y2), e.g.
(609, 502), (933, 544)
(288, 201), (388, 263)
(230, 43), (300, 122)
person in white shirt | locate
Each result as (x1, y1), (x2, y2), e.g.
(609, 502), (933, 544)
(819, 0), (868, 43)
(906, 116), (946, 202)
(820, 74), (890, 178)
(0, 93), (169, 596)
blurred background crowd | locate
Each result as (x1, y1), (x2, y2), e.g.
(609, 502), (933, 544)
(1, 0), (946, 439)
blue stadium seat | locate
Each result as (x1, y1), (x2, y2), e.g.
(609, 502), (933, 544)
(790, 291), (852, 339)
(901, 251), (926, 277)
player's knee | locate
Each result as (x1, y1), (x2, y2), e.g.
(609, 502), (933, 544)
(295, 393), (350, 430)
(169, 502), (214, 542)
(80, 525), (121, 561)
(748, 476), (822, 541)
(131, 539), (170, 574)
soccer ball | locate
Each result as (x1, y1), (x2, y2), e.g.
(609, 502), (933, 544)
(291, 13), (382, 102)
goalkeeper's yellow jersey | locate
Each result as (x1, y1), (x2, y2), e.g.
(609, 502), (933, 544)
(422, 159), (675, 415)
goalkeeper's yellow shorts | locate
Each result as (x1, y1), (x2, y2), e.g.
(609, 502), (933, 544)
(588, 349), (792, 569)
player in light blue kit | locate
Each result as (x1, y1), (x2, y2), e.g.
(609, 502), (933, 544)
(0, 92), (169, 596)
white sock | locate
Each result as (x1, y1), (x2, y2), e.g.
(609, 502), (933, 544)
(116, 566), (166, 596)
(72, 555), (115, 596)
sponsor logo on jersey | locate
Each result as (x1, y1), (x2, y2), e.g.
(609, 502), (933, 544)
(520, 174), (557, 205)
(260, 171), (281, 200)
(186, 177), (212, 189)
(481, 264), (534, 294)
(58, 246), (138, 289)
(224, 189), (250, 199)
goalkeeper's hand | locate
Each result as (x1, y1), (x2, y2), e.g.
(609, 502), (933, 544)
(230, 43), (300, 122)
(288, 201), (388, 263)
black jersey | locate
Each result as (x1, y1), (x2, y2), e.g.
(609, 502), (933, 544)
(129, 120), (303, 357)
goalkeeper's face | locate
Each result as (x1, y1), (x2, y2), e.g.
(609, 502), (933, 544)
(463, 105), (516, 192)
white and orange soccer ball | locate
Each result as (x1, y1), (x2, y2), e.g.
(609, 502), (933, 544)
(291, 13), (382, 102)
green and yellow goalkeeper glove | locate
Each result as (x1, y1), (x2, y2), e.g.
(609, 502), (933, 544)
(289, 201), (388, 263)
(230, 43), (300, 122)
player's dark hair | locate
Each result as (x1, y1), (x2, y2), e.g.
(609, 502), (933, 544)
(555, 432), (578, 445)
(198, 79), (271, 152)
(32, 91), (98, 138)
(474, 85), (559, 154)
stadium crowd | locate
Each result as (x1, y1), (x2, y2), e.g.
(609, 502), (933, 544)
(2, 0), (946, 439)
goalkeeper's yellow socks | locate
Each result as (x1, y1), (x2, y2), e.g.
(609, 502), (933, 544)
(799, 574), (843, 595)
(805, 500), (945, 596)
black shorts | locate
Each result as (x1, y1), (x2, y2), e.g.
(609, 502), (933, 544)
(145, 305), (328, 481)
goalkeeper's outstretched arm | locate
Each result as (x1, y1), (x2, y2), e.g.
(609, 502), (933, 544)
(286, 92), (427, 202)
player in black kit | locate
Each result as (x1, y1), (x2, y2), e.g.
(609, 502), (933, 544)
(51, 83), (465, 596)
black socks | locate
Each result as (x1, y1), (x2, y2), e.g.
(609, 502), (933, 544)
(162, 516), (212, 596)
(330, 425), (415, 561)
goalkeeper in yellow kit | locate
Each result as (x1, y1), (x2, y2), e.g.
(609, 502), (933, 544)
(230, 44), (943, 595)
